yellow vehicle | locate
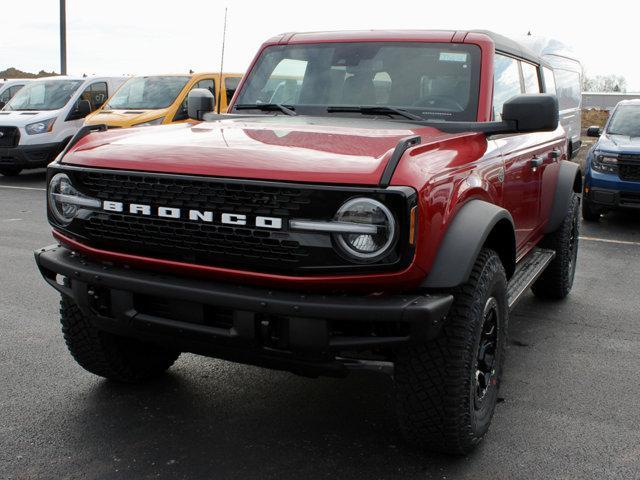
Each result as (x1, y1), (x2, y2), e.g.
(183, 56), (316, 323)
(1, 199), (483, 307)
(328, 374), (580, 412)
(84, 72), (242, 128)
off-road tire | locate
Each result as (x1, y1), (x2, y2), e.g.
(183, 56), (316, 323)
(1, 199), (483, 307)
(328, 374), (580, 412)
(581, 195), (601, 222)
(60, 295), (180, 383)
(0, 166), (23, 176)
(394, 249), (508, 455)
(532, 193), (580, 299)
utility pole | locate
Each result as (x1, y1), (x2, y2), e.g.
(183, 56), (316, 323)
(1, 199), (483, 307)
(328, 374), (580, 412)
(60, 0), (67, 75)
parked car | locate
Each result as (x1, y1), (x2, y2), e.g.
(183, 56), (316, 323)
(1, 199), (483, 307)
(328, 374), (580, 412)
(0, 79), (30, 109)
(0, 76), (126, 176)
(35, 30), (581, 455)
(83, 72), (243, 128)
(583, 99), (640, 220)
(518, 35), (583, 158)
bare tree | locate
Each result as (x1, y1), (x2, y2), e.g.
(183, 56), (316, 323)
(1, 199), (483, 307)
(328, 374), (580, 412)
(583, 73), (627, 93)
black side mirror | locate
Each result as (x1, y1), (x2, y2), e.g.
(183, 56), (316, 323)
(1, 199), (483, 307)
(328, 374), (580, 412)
(76, 99), (92, 117)
(501, 94), (559, 133)
(586, 126), (601, 137)
(67, 99), (92, 121)
(0, 101), (5, 110)
(187, 88), (215, 121)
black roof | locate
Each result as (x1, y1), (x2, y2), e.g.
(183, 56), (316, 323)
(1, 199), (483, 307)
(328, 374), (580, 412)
(471, 30), (542, 65)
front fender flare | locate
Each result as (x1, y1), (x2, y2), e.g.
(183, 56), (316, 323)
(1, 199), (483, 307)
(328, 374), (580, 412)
(421, 200), (515, 289)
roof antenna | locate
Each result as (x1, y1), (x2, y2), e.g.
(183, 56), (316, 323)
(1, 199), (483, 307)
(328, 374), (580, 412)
(216, 7), (228, 114)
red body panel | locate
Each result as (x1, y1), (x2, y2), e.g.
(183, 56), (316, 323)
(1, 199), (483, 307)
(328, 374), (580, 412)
(54, 30), (568, 292)
(63, 119), (454, 186)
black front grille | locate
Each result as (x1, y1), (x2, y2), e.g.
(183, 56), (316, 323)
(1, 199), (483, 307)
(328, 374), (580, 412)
(618, 154), (640, 182)
(83, 214), (309, 265)
(0, 126), (19, 148)
(618, 163), (640, 182)
(77, 170), (314, 216)
(57, 169), (414, 275)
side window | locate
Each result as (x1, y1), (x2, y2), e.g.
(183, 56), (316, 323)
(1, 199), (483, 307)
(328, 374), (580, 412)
(521, 62), (540, 93)
(0, 85), (24, 104)
(493, 54), (522, 120)
(79, 82), (108, 112)
(0, 88), (12, 104)
(224, 76), (240, 104)
(174, 79), (217, 121)
(542, 67), (556, 94)
(554, 69), (581, 111)
(196, 79), (215, 97)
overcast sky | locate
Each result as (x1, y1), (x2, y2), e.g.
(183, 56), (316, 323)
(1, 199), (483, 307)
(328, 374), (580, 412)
(2, 0), (639, 91)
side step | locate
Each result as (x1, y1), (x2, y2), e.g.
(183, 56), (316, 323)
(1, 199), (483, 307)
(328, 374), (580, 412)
(507, 247), (555, 310)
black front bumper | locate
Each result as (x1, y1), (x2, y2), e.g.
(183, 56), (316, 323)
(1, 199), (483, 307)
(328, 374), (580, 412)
(586, 187), (640, 210)
(35, 245), (453, 377)
(0, 142), (62, 169)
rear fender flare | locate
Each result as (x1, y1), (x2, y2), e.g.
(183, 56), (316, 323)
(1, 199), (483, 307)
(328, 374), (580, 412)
(421, 200), (516, 289)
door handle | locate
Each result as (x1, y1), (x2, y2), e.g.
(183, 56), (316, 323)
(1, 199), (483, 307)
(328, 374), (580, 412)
(530, 156), (544, 169)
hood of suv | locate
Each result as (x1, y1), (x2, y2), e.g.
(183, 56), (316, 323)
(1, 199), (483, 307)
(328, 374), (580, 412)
(596, 133), (640, 154)
(84, 109), (168, 128)
(62, 115), (466, 185)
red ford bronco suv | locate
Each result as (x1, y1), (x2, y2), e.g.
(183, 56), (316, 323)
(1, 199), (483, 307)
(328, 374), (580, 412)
(35, 30), (582, 454)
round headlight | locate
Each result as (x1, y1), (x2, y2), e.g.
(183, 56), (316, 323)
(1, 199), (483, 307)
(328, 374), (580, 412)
(48, 173), (80, 225)
(334, 197), (396, 261)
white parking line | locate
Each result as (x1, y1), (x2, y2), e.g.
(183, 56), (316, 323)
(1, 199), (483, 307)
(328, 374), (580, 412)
(580, 236), (640, 247)
(0, 185), (46, 191)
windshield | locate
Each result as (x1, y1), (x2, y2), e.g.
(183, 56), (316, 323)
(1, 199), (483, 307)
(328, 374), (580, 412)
(607, 105), (640, 137)
(4, 80), (82, 111)
(105, 76), (190, 110)
(233, 42), (481, 121)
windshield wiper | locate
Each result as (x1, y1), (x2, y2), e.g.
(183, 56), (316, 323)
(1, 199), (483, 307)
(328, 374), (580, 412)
(235, 103), (297, 116)
(327, 105), (424, 121)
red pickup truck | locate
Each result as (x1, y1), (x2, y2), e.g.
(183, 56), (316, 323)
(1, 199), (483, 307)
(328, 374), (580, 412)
(36, 30), (582, 454)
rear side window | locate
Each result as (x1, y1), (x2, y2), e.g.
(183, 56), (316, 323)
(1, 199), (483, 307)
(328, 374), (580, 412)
(521, 62), (540, 93)
(542, 67), (556, 94)
(554, 69), (581, 111)
(493, 54), (522, 120)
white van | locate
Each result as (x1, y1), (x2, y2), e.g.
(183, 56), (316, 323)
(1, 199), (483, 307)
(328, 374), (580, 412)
(0, 79), (31, 108)
(518, 36), (583, 158)
(0, 76), (126, 176)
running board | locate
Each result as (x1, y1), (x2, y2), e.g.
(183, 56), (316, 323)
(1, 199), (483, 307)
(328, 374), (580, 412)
(507, 247), (555, 310)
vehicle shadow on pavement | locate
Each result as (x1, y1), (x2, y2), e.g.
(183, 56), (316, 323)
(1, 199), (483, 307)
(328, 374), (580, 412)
(46, 360), (471, 479)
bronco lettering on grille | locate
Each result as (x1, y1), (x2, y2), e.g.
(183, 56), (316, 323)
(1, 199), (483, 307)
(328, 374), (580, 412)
(102, 201), (283, 229)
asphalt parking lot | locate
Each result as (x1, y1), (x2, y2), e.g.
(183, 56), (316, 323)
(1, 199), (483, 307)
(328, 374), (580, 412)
(1, 169), (639, 480)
